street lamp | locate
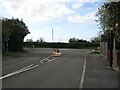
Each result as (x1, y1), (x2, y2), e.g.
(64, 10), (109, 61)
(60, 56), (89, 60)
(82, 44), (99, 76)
(109, 23), (118, 67)
(109, 27), (113, 67)
(115, 23), (118, 28)
(99, 30), (103, 55)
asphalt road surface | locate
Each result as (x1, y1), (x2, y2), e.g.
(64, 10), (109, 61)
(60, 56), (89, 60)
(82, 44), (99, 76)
(1, 48), (118, 88)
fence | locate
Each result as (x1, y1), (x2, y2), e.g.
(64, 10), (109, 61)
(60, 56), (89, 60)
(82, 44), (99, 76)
(100, 42), (108, 58)
(100, 41), (120, 69)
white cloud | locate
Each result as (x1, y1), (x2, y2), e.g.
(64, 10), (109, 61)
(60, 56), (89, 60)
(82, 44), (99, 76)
(0, 0), (100, 23)
(76, 0), (105, 2)
(72, 2), (83, 9)
(1, 0), (74, 22)
(68, 12), (96, 24)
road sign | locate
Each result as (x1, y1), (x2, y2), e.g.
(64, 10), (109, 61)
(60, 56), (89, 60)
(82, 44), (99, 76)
(4, 36), (9, 42)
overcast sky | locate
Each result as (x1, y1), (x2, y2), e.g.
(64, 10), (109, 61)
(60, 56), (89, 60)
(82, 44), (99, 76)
(0, 0), (105, 42)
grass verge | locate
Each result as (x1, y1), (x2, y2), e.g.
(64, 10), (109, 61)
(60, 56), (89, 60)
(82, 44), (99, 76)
(2, 49), (28, 57)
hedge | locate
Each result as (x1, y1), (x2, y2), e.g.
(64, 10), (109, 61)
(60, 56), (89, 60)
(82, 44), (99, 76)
(24, 42), (99, 49)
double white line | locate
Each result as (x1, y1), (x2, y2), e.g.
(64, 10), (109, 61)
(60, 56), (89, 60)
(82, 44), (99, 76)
(0, 64), (39, 80)
(0, 56), (58, 80)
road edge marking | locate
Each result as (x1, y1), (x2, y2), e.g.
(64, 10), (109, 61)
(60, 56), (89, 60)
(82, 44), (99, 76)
(79, 55), (87, 88)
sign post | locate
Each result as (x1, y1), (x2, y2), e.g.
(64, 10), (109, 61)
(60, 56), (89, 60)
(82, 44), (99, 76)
(4, 35), (9, 54)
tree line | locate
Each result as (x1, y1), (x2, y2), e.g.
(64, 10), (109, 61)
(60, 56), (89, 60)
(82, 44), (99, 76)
(24, 37), (99, 49)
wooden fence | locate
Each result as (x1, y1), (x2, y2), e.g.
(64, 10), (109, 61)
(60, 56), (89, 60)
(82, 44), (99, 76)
(100, 41), (120, 69)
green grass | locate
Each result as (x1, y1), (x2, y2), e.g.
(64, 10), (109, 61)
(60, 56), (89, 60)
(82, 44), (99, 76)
(2, 49), (28, 57)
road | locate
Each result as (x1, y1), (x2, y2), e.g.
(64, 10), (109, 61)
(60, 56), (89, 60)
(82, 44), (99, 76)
(1, 48), (118, 88)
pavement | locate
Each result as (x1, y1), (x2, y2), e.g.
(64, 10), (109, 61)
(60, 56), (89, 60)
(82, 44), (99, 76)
(84, 54), (118, 88)
(1, 48), (119, 89)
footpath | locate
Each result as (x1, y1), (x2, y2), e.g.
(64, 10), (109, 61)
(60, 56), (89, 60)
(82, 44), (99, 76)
(83, 54), (119, 89)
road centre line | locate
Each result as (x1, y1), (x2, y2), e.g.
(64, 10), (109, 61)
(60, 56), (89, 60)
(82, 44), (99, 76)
(0, 64), (33, 79)
(13, 64), (39, 75)
(79, 55), (87, 88)
(0, 64), (39, 80)
(1, 56), (59, 80)
(14, 64), (34, 73)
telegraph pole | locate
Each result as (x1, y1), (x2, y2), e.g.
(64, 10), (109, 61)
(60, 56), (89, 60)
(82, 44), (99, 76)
(60, 38), (61, 43)
(52, 28), (53, 42)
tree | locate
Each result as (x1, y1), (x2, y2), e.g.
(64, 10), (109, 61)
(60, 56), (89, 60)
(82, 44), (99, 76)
(96, 2), (120, 45)
(26, 38), (33, 42)
(68, 37), (79, 43)
(90, 37), (100, 44)
(2, 17), (30, 51)
(36, 37), (45, 43)
(78, 39), (88, 42)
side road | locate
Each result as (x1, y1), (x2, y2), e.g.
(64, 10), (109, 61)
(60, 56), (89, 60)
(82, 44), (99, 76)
(83, 54), (119, 88)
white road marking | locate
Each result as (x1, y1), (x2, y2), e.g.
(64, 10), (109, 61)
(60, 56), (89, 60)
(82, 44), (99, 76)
(40, 57), (57, 63)
(40, 57), (49, 63)
(40, 61), (43, 64)
(14, 64), (34, 73)
(1, 56), (59, 80)
(79, 55), (87, 88)
(0, 64), (39, 80)
(13, 64), (39, 74)
(0, 64), (33, 79)
(47, 57), (57, 62)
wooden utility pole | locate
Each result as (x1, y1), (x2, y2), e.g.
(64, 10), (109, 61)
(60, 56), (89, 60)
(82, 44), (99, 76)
(52, 28), (53, 42)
